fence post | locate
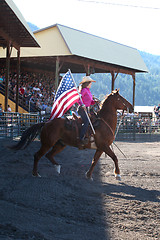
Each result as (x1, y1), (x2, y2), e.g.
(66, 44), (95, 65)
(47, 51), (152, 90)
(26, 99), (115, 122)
(11, 114), (13, 138)
(133, 117), (136, 141)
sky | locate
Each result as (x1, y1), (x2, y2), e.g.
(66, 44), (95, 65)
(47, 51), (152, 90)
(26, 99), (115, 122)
(12, 0), (160, 55)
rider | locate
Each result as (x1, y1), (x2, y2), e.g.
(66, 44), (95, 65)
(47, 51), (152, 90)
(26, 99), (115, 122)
(77, 76), (96, 149)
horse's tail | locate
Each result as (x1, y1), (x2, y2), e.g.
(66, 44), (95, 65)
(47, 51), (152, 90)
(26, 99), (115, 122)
(8, 122), (45, 150)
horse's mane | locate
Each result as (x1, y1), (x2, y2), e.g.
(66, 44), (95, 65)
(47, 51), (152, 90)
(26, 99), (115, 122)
(99, 93), (111, 109)
(99, 89), (119, 110)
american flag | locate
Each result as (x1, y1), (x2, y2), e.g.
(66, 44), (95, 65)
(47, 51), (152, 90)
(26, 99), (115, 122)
(49, 70), (80, 120)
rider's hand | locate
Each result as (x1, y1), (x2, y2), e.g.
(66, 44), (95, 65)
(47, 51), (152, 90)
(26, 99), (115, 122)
(93, 97), (100, 103)
(81, 104), (86, 111)
(94, 99), (100, 104)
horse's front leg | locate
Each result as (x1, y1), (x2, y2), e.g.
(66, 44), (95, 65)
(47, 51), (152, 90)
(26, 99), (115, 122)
(86, 149), (103, 180)
(104, 144), (121, 180)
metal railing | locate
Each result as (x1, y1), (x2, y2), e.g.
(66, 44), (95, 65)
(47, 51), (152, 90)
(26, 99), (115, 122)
(115, 115), (160, 141)
(0, 112), (40, 139)
(1, 112), (160, 141)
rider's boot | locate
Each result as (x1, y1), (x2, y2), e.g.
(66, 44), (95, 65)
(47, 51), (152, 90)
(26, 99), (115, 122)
(78, 137), (89, 150)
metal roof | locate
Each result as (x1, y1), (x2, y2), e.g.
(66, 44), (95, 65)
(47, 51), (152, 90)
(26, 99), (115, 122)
(0, 0), (40, 49)
(0, 22), (148, 74)
(56, 24), (148, 72)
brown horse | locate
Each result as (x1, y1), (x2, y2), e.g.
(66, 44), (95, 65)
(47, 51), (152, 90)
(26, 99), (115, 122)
(10, 89), (133, 180)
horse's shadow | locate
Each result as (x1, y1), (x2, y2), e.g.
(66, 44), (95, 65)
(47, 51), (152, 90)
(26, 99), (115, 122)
(98, 181), (160, 203)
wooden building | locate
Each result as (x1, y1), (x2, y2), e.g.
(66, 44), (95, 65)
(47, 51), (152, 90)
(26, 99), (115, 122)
(0, 1), (148, 111)
(0, 0), (40, 111)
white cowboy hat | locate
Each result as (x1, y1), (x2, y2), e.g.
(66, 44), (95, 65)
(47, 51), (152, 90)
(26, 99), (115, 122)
(80, 76), (96, 85)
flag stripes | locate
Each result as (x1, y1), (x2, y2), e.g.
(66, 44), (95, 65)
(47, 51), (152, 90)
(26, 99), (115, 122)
(49, 70), (80, 120)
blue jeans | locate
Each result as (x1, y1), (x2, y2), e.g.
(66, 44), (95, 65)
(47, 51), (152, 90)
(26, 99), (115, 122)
(78, 106), (89, 140)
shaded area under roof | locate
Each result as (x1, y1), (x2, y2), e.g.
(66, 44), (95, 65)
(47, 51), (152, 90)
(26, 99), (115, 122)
(0, 0), (40, 49)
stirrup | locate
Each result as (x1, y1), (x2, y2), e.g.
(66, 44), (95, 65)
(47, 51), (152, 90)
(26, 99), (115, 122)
(81, 138), (89, 145)
(77, 138), (88, 150)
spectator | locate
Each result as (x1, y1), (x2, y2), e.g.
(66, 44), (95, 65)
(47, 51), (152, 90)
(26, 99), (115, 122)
(154, 105), (158, 118)
(33, 84), (40, 92)
(41, 102), (48, 111)
(24, 89), (31, 104)
(0, 103), (4, 119)
(45, 105), (52, 114)
(8, 105), (11, 112)
(35, 99), (42, 110)
(0, 75), (4, 82)
(19, 85), (25, 95)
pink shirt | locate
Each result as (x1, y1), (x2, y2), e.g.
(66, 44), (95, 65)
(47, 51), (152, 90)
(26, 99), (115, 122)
(78, 87), (95, 107)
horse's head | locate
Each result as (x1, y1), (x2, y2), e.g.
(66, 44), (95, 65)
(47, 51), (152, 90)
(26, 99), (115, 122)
(101, 89), (133, 113)
(110, 89), (133, 113)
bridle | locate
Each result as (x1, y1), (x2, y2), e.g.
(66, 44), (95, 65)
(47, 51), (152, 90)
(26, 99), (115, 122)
(93, 95), (130, 138)
(117, 96), (129, 113)
(99, 95), (127, 139)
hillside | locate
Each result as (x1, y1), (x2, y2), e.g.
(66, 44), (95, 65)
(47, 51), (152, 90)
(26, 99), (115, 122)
(74, 51), (160, 106)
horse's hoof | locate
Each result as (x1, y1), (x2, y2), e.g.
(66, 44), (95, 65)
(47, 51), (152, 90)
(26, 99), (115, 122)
(32, 172), (41, 177)
(115, 174), (121, 181)
(55, 165), (61, 174)
(85, 172), (93, 181)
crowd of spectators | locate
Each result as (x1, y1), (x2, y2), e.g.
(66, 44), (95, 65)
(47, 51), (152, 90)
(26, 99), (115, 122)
(0, 68), (56, 114)
(1, 67), (160, 121)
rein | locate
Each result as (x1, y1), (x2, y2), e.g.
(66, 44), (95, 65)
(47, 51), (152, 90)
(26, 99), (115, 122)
(95, 92), (129, 158)
(114, 111), (125, 139)
(100, 111), (124, 139)
(100, 118), (115, 138)
(100, 112), (127, 159)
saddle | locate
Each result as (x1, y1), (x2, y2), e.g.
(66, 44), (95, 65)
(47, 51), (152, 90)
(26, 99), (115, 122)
(64, 110), (100, 145)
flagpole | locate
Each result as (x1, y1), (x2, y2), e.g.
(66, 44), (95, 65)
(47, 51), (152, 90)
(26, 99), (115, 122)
(68, 69), (96, 135)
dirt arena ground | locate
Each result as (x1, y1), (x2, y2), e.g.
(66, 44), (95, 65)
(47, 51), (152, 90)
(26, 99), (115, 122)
(0, 138), (159, 240)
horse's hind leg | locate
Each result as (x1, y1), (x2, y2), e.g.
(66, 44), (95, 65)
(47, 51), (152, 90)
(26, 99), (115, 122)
(45, 141), (66, 174)
(104, 144), (121, 180)
(33, 144), (50, 177)
(86, 149), (103, 180)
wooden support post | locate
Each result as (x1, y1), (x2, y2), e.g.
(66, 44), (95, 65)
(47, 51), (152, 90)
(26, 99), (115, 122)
(111, 72), (115, 91)
(83, 64), (90, 76)
(16, 49), (20, 112)
(87, 65), (90, 76)
(5, 43), (11, 112)
(55, 57), (60, 91)
(111, 71), (119, 91)
(132, 74), (136, 108)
